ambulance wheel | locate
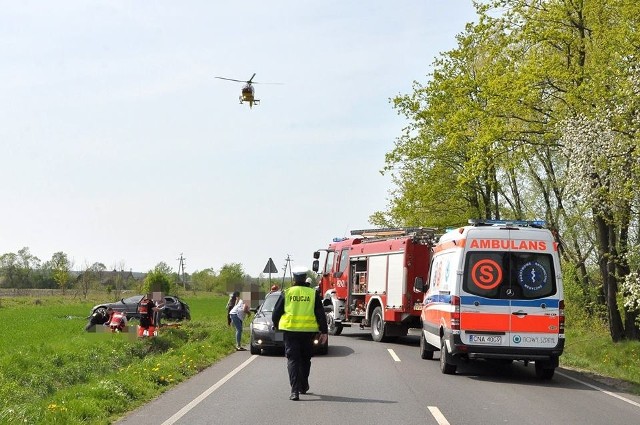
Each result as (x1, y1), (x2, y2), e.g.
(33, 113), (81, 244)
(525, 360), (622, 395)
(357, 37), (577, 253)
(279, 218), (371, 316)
(327, 311), (343, 336)
(371, 307), (386, 342)
(534, 362), (555, 380)
(440, 338), (457, 374)
(420, 332), (434, 360)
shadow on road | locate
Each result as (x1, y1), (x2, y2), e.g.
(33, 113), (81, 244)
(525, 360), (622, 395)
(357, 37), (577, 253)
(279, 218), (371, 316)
(303, 393), (397, 404)
(321, 345), (354, 357)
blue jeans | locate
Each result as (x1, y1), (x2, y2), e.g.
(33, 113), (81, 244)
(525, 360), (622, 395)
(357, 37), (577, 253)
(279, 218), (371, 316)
(230, 314), (243, 347)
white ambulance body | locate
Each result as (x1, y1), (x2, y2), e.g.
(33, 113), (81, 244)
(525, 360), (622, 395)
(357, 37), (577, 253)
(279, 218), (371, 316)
(417, 221), (565, 379)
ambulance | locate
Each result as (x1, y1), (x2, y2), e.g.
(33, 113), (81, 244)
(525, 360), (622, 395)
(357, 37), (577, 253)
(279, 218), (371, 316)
(416, 220), (564, 379)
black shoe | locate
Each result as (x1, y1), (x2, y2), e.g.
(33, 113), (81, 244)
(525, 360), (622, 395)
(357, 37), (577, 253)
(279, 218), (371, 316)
(289, 392), (299, 401)
(301, 384), (310, 394)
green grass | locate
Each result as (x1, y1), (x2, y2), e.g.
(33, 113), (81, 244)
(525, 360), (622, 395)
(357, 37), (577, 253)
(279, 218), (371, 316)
(562, 318), (640, 394)
(0, 293), (241, 424)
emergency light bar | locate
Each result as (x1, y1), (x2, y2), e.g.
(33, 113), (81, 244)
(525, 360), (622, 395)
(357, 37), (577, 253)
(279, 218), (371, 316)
(468, 219), (546, 228)
(350, 227), (436, 238)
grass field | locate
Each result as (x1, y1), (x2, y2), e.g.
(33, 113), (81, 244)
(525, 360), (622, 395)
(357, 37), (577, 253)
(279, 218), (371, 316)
(0, 292), (639, 424)
(0, 294), (239, 424)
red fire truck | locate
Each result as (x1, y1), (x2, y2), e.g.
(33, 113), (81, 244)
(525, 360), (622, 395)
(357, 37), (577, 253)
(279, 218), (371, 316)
(312, 228), (435, 342)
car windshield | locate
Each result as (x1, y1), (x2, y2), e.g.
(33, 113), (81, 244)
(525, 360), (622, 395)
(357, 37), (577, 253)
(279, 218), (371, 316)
(260, 293), (280, 312)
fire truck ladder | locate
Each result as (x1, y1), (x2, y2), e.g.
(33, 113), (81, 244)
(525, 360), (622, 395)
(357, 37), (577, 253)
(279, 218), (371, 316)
(350, 227), (436, 244)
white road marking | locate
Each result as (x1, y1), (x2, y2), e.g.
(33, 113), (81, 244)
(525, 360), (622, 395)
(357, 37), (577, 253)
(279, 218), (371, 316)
(428, 406), (451, 425)
(557, 371), (640, 408)
(161, 355), (258, 425)
(387, 348), (401, 362)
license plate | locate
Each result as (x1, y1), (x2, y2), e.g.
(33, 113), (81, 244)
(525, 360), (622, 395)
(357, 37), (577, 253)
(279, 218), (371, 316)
(274, 331), (284, 342)
(468, 334), (502, 344)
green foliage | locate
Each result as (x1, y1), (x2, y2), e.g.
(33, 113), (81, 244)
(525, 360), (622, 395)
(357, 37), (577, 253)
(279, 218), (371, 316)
(142, 264), (173, 294)
(191, 268), (218, 292)
(216, 263), (246, 293)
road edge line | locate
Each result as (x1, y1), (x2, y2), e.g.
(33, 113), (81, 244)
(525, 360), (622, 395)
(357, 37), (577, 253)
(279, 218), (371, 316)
(161, 355), (258, 425)
(556, 371), (640, 408)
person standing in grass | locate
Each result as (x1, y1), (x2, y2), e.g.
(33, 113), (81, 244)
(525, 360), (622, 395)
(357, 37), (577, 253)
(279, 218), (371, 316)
(229, 294), (250, 350)
(226, 291), (239, 326)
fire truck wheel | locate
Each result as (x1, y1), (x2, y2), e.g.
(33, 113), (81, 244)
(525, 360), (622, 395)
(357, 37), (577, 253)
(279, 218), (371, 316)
(439, 338), (457, 374)
(326, 311), (343, 336)
(420, 332), (435, 360)
(371, 307), (386, 342)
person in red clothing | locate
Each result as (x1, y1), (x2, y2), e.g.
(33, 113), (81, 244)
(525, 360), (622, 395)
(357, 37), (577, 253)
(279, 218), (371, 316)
(137, 294), (157, 337)
(106, 308), (127, 332)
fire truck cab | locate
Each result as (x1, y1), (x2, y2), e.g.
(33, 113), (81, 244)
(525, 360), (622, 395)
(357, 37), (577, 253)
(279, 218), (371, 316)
(416, 220), (564, 379)
(313, 228), (435, 342)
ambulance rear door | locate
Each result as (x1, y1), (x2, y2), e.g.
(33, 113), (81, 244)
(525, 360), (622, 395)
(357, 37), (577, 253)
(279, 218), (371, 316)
(507, 228), (561, 350)
(460, 228), (560, 350)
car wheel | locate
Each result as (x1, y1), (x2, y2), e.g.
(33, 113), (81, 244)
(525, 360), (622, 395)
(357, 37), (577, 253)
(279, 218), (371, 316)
(420, 331), (435, 360)
(440, 337), (457, 374)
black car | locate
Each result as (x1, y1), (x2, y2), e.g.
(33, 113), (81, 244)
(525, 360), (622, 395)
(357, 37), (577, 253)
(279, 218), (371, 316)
(89, 294), (191, 321)
(249, 290), (328, 355)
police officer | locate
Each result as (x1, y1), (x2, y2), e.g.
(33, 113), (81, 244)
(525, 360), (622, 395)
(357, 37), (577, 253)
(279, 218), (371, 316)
(272, 265), (328, 401)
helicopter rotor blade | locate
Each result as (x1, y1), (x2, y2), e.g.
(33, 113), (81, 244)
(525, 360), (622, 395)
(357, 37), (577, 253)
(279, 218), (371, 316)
(214, 76), (246, 83)
(248, 73), (256, 83)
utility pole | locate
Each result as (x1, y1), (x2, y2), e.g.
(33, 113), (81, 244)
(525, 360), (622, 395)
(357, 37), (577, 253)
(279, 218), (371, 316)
(177, 253), (187, 290)
(281, 254), (293, 286)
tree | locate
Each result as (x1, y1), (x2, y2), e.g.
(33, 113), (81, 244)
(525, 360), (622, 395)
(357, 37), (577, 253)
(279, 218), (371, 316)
(50, 252), (72, 295)
(191, 268), (218, 292)
(0, 253), (19, 288)
(142, 263), (173, 294)
(217, 263), (245, 293)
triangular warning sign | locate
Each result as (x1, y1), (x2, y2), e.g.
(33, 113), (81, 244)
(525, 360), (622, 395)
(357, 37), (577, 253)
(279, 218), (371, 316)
(263, 257), (278, 274)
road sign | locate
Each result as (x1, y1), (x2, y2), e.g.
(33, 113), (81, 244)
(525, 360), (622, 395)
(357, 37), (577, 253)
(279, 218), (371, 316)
(263, 258), (278, 274)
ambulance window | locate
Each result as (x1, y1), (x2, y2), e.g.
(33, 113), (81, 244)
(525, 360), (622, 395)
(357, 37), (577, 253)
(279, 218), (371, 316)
(338, 249), (349, 274)
(463, 251), (556, 299)
(463, 252), (506, 298)
(512, 252), (556, 299)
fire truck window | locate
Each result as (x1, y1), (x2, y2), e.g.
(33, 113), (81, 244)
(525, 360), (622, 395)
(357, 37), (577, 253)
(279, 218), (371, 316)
(324, 252), (335, 275)
(338, 249), (349, 274)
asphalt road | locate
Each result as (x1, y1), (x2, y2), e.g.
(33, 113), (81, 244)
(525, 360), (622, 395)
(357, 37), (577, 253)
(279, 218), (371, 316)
(116, 327), (640, 425)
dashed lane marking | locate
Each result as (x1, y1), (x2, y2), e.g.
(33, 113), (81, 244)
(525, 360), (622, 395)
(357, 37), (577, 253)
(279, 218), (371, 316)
(428, 406), (451, 425)
(387, 348), (401, 362)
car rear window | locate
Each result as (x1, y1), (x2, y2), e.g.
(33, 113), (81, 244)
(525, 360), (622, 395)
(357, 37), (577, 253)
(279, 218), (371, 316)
(261, 293), (280, 312)
(463, 251), (556, 299)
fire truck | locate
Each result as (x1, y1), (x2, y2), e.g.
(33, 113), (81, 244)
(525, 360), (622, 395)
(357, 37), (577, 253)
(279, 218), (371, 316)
(312, 227), (435, 342)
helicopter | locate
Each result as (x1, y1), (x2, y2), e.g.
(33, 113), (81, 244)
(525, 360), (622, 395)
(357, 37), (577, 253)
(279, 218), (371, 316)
(214, 73), (279, 108)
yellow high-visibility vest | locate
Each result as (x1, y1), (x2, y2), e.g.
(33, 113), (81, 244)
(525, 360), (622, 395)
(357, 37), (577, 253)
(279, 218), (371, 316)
(278, 286), (319, 332)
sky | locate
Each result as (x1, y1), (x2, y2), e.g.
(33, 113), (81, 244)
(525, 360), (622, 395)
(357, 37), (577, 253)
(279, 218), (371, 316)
(0, 1), (478, 277)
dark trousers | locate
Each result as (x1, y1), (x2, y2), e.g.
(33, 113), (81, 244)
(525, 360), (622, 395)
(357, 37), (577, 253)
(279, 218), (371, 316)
(284, 331), (314, 393)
